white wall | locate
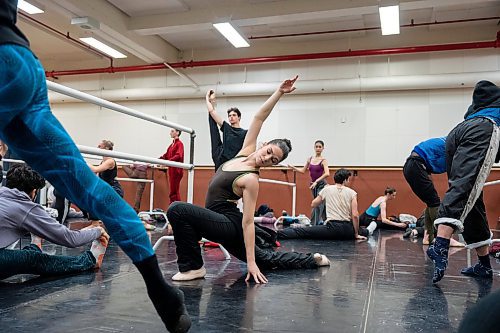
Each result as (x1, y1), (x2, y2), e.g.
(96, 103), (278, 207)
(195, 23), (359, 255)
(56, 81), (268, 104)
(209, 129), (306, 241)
(49, 48), (500, 166)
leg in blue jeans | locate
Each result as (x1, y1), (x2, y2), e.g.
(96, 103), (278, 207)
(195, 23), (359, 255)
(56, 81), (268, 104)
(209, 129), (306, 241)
(0, 44), (190, 332)
(0, 245), (95, 280)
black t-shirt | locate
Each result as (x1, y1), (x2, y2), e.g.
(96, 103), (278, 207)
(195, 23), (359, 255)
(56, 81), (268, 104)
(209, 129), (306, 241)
(220, 121), (247, 160)
(0, 1), (30, 48)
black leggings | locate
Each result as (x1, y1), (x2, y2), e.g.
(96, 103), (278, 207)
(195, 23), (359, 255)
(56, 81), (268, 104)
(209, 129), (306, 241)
(277, 220), (369, 240)
(167, 202), (317, 272)
(209, 115), (225, 171)
(403, 155), (441, 207)
(359, 213), (406, 231)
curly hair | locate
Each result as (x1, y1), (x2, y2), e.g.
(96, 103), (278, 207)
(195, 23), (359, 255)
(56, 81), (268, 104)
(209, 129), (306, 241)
(6, 164), (46, 195)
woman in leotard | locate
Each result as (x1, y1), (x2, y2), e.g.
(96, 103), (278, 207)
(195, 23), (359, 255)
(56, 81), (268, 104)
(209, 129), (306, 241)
(289, 140), (330, 224)
(359, 187), (407, 231)
(167, 76), (330, 283)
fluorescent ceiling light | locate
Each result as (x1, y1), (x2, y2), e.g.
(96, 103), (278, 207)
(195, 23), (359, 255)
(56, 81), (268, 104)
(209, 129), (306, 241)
(379, 5), (400, 35)
(213, 22), (250, 48)
(17, 0), (44, 14)
(79, 37), (127, 58)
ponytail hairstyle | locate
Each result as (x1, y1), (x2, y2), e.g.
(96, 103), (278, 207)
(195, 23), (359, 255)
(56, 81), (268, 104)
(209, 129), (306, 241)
(268, 138), (292, 162)
(100, 140), (114, 150)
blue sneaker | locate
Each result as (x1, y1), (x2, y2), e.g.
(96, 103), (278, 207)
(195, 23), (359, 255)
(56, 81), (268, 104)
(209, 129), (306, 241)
(461, 263), (493, 278)
(426, 244), (449, 283)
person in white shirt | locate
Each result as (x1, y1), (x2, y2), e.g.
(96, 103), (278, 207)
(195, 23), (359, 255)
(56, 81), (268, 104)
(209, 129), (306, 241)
(277, 169), (370, 241)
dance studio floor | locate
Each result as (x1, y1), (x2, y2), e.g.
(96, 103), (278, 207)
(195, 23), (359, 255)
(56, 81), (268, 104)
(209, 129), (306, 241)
(1, 229), (499, 333)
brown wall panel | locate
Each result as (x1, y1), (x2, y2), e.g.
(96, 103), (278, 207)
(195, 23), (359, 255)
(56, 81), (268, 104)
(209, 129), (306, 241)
(119, 167), (500, 229)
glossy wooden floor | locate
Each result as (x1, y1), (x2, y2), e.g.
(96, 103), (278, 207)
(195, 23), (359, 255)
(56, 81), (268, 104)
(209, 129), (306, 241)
(1, 229), (499, 333)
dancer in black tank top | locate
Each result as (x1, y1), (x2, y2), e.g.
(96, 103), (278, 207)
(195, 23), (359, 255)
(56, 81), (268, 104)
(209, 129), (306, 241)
(168, 76), (330, 283)
(87, 140), (123, 197)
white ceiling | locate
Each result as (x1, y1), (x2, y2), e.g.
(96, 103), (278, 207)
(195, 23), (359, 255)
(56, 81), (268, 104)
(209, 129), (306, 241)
(18, 0), (500, 70)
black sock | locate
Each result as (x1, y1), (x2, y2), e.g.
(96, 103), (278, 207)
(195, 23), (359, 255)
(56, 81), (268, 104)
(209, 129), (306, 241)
(434, 236), (450, 249)
(135, 255), (191, 332)
(478, 254), (491, 268)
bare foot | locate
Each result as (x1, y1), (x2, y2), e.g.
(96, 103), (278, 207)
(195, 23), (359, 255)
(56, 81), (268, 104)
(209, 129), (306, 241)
(450, 238), (465, 247)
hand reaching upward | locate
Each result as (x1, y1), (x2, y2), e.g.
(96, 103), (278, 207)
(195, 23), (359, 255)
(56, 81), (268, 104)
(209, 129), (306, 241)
(279, 75), (298, 94)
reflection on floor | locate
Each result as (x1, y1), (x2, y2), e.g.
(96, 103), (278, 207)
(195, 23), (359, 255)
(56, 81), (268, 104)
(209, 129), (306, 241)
(1, 230), (499, 333)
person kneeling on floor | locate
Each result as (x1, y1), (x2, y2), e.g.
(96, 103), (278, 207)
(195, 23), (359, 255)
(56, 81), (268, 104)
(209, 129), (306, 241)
(0, 164), (109, 280)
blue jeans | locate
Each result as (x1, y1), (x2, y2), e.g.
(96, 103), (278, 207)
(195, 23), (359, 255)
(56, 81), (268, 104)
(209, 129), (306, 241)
(0, 44), (153, 262)
(0, 244), (95, 280)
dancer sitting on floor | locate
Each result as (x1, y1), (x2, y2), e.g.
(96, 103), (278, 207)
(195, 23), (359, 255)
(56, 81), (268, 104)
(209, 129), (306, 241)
(277, 169), (372, 241)
(359, 187), (407, 232)
(0, 2), (191, 330)
(0, 165), (109, 280)
(167, 76), (330, 283)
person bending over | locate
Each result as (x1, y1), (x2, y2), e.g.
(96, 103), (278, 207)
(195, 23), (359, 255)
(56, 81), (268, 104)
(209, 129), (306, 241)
(168, 76), (330, 283)
(206, 89), (248, 171)
(278, 169), (370, 241)
(359, 187), (406, 232)
(0, 165), (109, 280)
(403, 137), (464, 246)
(0, 2), (190, 331)
(427, 80), (499, 283)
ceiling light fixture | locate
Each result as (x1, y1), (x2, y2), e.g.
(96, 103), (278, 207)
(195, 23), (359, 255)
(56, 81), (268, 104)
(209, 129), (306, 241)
(79, 37), (127, 58)
(379, 5), (400, 35)
(213, 22), (250, 48)
(17, 0), (44, 14)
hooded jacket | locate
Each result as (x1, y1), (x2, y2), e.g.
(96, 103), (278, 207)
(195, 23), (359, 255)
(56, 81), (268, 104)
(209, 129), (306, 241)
(464, 80), (500, 120)
(464, 80), (500, 163)
(0, 187), (100, 248)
